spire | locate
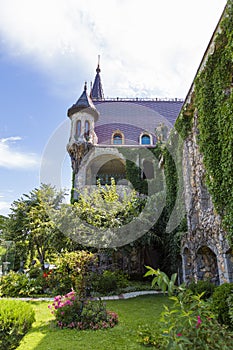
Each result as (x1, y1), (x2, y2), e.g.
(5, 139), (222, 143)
(91, 56), (104, 100)
(96, 54), (101, 73)
(67, 82), (99, 121)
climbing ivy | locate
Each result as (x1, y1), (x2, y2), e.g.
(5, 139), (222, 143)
(125, 158), (148, 194)
(194, 1), (233, 243)
(160, 136), (187, 274)
(175, 94), (194, 140)
(122, 143), (186, 275)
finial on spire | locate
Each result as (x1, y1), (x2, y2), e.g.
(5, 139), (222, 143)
(91, 57), (104, 100)
(96, 55), (101, 73)
(84, 81), (87, 91)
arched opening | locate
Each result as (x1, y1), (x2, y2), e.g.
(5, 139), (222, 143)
(142, 160), (154, 179)
(141, 134), (151, 145)
(96, 158), (126, 185)
(183, 247), (192, 284)
(177, 254), (183, 285)
(196, 246), (219, 285)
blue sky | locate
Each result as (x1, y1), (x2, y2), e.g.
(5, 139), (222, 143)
(0, 0), (227, 216)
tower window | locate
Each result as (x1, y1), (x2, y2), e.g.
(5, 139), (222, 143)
(85, 120), (90, 135)
(76, 120), (81, 137)
(140, 134), (152, 145)
(113, 133), (123, 145)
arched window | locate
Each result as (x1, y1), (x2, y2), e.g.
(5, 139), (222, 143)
(112, 132), (124, 145)
(141, 134), (151, 145)
(84, 120), (90, 140)
(85, 120), (90, 135)
(76, 120), (81, 137)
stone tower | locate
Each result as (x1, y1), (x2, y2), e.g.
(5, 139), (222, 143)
(67, 82), (99, 199)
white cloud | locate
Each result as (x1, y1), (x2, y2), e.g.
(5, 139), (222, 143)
(0, 201), (11, 214)
(1, 136), (22, 143)
(0, 0), (227, 98)
(0, 137), (40, 169)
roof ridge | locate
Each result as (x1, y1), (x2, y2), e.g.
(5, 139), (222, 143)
(93, 97), (184, 102)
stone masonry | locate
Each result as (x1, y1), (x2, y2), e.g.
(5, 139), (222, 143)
(181, 111), (233, 284)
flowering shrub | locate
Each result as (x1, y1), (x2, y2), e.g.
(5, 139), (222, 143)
(139, 314), (233, 349)
(34, 269), (57, 294)
(138, 267), (233, 349)
(156, 295), (233, 349)
(49, 290), (118, 330)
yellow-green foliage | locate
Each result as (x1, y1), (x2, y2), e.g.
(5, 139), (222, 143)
(0, 300), (35, 350)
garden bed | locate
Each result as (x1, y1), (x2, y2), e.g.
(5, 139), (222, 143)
(16, 294), (170, 350)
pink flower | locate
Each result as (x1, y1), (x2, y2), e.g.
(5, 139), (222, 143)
(177, 333), (182, 337)
(196, 315), (202, 328)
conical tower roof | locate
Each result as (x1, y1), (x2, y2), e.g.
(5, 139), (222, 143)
(91, 56), (104, 100)
(67, 82), (99, 120)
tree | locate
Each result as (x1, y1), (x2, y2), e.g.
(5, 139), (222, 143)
(55, 179), (151, 249)
(0, 216), (13, 271)
(0, 215), (9, 237)
(6, 184), (74, 269)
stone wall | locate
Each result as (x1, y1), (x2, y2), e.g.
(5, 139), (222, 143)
(181, 111), (233, 284)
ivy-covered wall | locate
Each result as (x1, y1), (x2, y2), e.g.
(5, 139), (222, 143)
(174, 1), (233, 245)
(194, 1), (233, 244)
(123, 144), (186, 276)
(174, 0), (233, 284)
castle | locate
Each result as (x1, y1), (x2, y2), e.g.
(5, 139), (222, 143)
(66, 1), (233, 283)
(66, 61), (183, 193)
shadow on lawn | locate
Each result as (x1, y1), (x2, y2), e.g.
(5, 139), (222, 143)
(25, 320), (145, 350)
(20, 296), (169, 350)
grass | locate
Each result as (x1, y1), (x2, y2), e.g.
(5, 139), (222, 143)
(17, 295), (171, 350)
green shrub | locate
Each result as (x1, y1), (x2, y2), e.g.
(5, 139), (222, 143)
(0, 300), (35, 350)
(91, 270), (129, 295)
(53, 251), (97, 297)
(28, 265), (42, 278)
(188, 279), (216, 300)
(138, 324), (167, 348)
(49, 290), (118, 330)
(139, 312), (233, 349)
(212, 283), (233, 326)
(0, 271), (42, 297)
(228, 293), (233, 328)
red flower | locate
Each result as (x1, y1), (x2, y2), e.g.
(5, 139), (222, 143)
(177, 333), (182, 337)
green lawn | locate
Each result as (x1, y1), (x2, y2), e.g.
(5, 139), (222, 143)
(17, 295), (171, 350)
